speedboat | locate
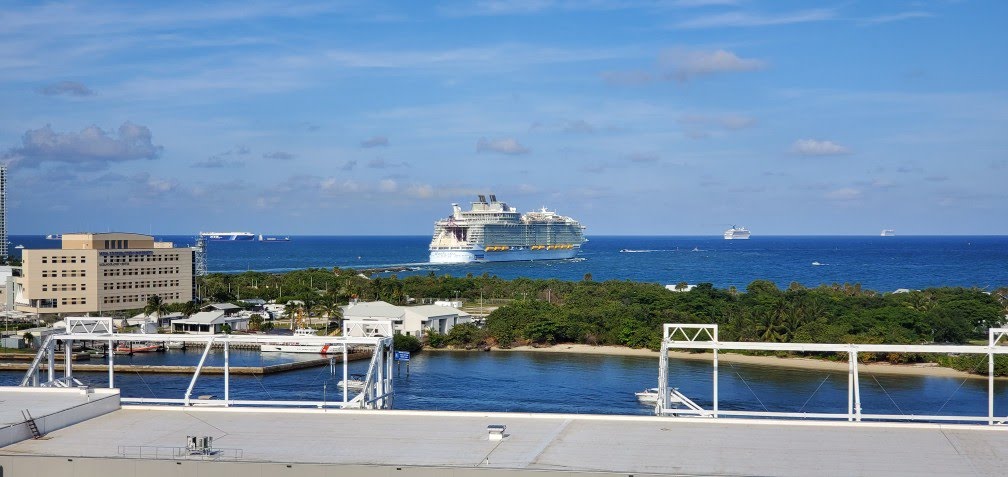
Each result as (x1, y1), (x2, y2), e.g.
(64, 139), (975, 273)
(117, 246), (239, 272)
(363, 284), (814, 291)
(338, 373), (367, 390)
(635, 387), (664, 404)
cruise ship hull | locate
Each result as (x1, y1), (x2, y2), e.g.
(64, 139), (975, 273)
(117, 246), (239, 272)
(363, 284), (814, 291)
(430, 247), (580, 264)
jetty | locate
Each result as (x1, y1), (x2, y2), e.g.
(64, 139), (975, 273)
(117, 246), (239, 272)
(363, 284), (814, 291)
(0, 350), (371, 376)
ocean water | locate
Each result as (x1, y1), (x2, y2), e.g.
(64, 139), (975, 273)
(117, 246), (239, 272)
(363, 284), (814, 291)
(10, 234), (1007, 291)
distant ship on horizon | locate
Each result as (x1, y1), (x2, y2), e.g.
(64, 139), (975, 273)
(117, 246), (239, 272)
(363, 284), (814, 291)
(429, 194), (586, 264)
(724, 226), (751, 240)
(200, 231), (255, 241)
(881, 229), (896, 237)
(259, 234), (291, 242)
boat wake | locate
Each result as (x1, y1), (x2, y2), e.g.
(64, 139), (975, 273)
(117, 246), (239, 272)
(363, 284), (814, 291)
(811, 261), (828, 266)
(620, 249), (673, 253)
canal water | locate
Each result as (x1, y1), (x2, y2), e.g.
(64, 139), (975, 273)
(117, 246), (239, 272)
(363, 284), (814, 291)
(2, 349), (1006, 418)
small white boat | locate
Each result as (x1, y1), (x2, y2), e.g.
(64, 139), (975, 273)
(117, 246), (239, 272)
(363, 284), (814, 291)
(812, 261), (822, 266)
(14, 244), (24, 249)
(635, 387), (664, 404)
(880, 229), (895, 237)
(338, 373), (367, 390)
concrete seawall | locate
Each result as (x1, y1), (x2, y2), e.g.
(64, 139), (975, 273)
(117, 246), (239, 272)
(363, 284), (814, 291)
(0, 351), (372, 376)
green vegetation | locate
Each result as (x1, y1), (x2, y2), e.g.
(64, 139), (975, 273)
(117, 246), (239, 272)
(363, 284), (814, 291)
(193, 269), (1008, 375)
(393, 333), (422, 353)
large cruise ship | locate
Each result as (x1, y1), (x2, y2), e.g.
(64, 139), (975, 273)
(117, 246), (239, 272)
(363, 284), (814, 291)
(200, 231), (255, 241)
(723, 226), (751, 240)
(429, 195), (587, 263)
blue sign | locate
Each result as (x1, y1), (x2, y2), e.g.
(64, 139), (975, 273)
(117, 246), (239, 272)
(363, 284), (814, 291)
(394, 351), (411, 361)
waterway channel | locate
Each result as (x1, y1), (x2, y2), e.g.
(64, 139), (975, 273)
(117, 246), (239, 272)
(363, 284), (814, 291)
(2, 349), (1007, 418)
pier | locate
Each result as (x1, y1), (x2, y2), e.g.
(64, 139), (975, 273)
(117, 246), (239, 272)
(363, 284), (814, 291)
(0, 350), (372, 375)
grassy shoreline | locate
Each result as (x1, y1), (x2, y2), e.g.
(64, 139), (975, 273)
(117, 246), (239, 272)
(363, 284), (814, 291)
(424, 343), (1006, 380)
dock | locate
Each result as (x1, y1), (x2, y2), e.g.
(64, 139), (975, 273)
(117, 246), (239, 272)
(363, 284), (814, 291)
(2, 387), (1007, 476)
(0, 350), (372, 375)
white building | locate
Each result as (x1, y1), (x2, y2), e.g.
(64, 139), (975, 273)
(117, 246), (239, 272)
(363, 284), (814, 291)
(171, 310), (249, 334)
(342, 301), (472, 339)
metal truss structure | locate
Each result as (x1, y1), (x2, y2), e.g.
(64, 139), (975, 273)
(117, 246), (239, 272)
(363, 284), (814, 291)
(19, 321), (396, 410)
(658, 323), (1008, 425)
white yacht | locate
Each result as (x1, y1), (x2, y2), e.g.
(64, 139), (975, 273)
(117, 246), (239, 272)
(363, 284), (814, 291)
(880, 229), (895, 237)
(723, 226), (751, 240)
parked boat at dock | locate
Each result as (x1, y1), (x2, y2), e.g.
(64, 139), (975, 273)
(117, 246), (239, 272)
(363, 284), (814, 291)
(114, 343), (161, 354)
(260, 328), (345, 354)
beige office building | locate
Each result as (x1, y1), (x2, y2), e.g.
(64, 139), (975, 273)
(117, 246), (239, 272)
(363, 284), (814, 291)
(14, 233), (194, 315)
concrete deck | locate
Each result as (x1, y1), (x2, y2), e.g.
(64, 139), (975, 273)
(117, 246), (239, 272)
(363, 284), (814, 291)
(2, 403), (1007, 476)
(0, 387), (120, 447)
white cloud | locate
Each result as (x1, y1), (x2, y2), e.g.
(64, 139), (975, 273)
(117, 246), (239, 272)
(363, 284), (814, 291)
(3, 122), (162, 168)
(37, 80), (94, 96)
(674, 8), (835, 29)
(361, 136), (389, 148)
(263, 151), (295, 160)
(860, 11), (933, 26)
(660, 48), (765, 81)
(824, 188), (862, 201)
(626, 152), (659, 163)
(379, 179), (398, 192)
(791, 139), (850, 156)
(406, 184), (434, 198)
(476, 137), (530, 155)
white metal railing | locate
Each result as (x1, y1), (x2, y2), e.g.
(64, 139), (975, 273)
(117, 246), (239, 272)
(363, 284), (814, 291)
(19, 325), (396, 410)
(658, 323), (1008, 425)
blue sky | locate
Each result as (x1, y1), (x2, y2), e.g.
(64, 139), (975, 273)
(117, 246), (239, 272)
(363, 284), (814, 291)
(2, 0), (1006, 235)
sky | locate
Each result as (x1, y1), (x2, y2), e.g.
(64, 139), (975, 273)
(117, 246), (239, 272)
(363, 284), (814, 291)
(1, 0), (1006, 235)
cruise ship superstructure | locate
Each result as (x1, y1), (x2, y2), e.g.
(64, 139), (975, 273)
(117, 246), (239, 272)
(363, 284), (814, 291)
(723, 226), (751, 240)
(429, 195), (586, 263)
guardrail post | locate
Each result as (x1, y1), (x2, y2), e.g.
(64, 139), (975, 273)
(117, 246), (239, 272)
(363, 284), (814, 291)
(47, 338), (56, 383)
(852, 348), (861, 422)
(847, 350), (854, 421)
(224, 339), (230, 407)
(64, 337), (73, 382)
(713, 326), (719, 419)
(990, 329), (995, 426)
(108, 337), (115, 388)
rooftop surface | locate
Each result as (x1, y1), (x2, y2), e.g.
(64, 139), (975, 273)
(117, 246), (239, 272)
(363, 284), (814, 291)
(3, 404), (1007, 476)
(0, 388), (117, 428)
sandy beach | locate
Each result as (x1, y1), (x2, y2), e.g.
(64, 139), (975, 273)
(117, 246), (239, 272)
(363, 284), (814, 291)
(429, 343), (1001, 380)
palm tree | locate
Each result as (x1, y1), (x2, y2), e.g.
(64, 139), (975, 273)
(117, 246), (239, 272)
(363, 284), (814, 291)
(144, 295), (168, 321)
(319, 301), (343, 335)
(180, 300), (199, 317)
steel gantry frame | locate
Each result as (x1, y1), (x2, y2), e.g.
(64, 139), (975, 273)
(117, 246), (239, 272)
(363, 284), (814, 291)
(658, 323), (1008, 425)
(19, 319), (396, 410)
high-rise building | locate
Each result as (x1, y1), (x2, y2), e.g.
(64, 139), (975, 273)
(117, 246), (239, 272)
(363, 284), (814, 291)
(13, 232), (194, 315)
(0, 164), (6, 262)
